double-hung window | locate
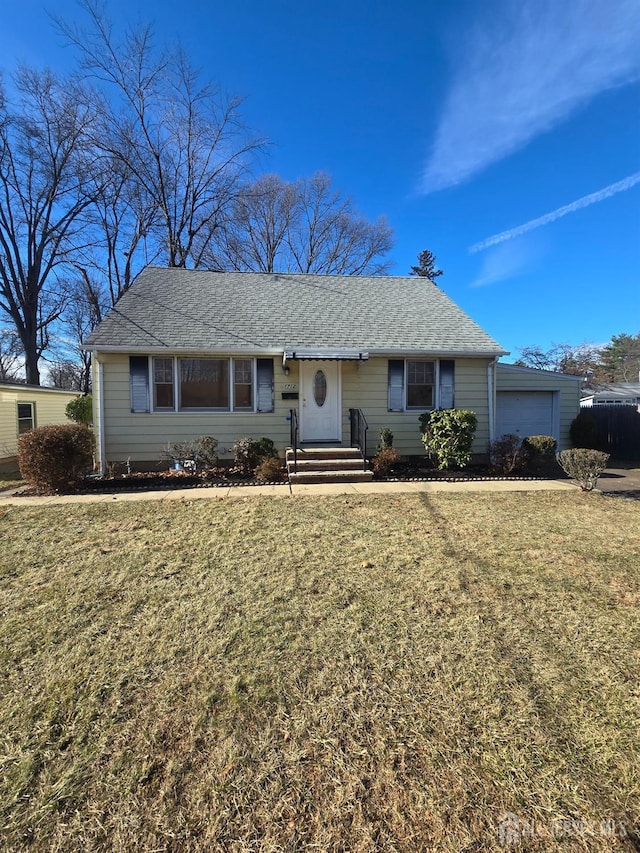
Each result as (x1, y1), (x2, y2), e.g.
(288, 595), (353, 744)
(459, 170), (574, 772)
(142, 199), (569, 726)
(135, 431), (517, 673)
(388, 359), (455, 411)
(17, 402), (35, 434)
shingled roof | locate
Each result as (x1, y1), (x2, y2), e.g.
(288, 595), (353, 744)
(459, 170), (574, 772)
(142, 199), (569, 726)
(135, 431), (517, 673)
(84, 267), (506, 356)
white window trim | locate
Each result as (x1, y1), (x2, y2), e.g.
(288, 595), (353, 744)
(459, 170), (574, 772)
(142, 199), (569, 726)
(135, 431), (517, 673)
(150, 356), (265, 414)
(17, 401), (36, 434)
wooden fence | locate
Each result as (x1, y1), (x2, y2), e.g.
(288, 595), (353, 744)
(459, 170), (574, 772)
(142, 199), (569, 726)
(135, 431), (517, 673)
(588, 405), (640, 459)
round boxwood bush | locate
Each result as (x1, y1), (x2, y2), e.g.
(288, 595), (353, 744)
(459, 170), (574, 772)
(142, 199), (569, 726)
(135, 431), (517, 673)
(18, 423), (95, 494)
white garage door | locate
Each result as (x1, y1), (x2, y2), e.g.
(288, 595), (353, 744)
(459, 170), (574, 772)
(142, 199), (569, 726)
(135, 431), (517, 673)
(496, 391), (554, 438)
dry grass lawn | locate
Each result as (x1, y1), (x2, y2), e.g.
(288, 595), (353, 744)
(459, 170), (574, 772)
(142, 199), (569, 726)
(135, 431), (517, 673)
(0, 491), (639, 851)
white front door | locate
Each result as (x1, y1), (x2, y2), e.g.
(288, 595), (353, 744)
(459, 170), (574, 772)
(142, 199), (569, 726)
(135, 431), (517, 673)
(299, 361), (341, 442)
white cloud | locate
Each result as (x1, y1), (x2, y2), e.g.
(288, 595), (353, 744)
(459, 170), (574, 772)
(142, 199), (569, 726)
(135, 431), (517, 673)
(469, 171), (640, 252)
(470, 239), (537, 287)
(423, 0), (640, 193)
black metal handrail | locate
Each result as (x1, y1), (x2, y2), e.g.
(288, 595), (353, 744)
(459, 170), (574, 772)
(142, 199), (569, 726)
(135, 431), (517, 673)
(289, 407), (299, 473)
(349, 407), (368, 470)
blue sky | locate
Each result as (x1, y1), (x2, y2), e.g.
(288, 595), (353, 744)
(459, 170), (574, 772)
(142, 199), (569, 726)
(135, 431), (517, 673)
(2, 0), (639, 359)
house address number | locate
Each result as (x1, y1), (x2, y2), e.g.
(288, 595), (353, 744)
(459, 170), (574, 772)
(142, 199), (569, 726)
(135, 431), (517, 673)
(282, 383), (298, 391)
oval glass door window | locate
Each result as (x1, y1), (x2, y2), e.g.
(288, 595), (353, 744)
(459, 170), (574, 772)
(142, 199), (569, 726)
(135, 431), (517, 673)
(313, 370), (327, 407)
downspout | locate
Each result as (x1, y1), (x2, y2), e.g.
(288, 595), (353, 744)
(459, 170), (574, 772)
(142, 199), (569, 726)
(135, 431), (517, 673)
(97, 355), (106, 476)
(487, 359), (498, 445)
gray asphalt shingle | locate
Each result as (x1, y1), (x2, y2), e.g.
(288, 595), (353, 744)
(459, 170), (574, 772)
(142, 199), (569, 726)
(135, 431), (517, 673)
(84, 267), (506, 355)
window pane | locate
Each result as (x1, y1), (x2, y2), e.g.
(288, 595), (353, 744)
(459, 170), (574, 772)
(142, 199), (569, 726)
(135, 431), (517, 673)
(17, 403), (34, 434)
(180, 358), (229, 409)
(234, 359), (253, 410)
(407, 360), (434, 409)
(153, 358), (174, 409)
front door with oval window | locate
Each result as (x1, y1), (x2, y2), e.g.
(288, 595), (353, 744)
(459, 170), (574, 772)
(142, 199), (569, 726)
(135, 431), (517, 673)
(299, 361), (341, 442)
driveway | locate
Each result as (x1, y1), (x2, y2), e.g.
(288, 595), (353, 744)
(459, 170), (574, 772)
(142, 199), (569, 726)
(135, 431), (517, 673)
(598, 461), (640, 497)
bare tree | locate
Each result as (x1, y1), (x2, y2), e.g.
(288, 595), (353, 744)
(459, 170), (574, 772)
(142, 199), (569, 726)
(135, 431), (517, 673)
(60, 1), (264, 271)
(216, 172), (393, 275)
(0, 68), (100, 384)
(0, 328), (23, 381)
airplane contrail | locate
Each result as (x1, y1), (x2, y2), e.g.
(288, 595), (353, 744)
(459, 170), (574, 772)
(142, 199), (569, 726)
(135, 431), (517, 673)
(469, 171), (640, 253)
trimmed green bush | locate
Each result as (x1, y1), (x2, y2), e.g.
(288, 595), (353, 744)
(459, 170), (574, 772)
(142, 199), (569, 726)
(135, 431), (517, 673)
(18, 423), (95, 494)
(378, 427), (394, 451)
(419, 409), (477, 470)
(557, 448), (610, 491)
(65, 394), (93, 425)
(522, 435), (557, 473)
(570, 411), (599, 449)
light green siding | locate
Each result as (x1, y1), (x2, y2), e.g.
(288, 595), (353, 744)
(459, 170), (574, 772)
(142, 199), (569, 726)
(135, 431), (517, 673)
(495, 364), (581, 450)
(341, 357), (492, 456)
(0, 384), (78, 463)
(97, 353), (493, 465)
(98, 353), (293, 466)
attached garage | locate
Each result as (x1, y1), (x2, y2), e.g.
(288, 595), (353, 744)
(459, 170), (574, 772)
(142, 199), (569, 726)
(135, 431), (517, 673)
(495, 364), (582, 450)
(496, 390), (554, 438)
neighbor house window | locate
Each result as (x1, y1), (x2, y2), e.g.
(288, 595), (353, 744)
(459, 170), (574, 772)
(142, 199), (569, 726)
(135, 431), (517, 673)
(387, 359), (455, 412)
(17, 402), (35, 434)
(153, 358), (174, 410)
(180, 358), (229, 410)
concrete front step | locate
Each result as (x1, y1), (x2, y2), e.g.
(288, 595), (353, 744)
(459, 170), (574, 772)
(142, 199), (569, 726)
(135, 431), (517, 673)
(288, 470), (374, 484)
(286, 447), (362, 462)
(289, 458), (365, 472)
(286, 446), (371, 483)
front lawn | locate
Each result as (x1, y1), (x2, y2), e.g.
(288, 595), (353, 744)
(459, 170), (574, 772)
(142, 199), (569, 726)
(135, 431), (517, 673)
(0, 492), (638, 851)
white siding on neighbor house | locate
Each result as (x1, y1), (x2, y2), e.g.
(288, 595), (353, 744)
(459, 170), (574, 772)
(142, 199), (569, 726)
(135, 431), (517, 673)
(97, 353), (493, 465)
(0, 385), (79, 463)
(495, 364), (581, 450)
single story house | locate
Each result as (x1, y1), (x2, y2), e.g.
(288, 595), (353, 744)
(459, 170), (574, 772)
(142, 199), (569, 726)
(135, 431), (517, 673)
(581, 382), (640, 408)
(0, 382), (79, 471)
(83, 267), (578, 471)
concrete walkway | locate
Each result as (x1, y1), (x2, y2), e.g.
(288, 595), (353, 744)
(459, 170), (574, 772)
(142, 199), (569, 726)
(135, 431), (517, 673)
(0, 478), (578, 506)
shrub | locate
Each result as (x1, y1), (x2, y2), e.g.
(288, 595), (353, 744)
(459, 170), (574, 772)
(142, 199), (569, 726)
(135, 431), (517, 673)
(489, 434), (525, 475)
(160, 436), (218, 470)
(557, 448), (610, 491)
(419, 409), (477, 470)
(18, 423), (95, 494)
(570, 410), (599, 449)
(378, 427), (394, 450)
(233, 436), (278, 474)
(255, 456), (285, 482)
(372, 446), (399, 477)
(522, 434), (557, 472)
(65, 394), (92, 425)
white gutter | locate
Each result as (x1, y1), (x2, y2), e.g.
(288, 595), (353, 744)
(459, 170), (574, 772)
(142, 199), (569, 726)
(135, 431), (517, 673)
(97, 356), (106, 475)
(487, 359), (497, 444)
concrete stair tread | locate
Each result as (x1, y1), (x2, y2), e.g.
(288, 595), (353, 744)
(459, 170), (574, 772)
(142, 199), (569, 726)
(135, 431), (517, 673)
(288, 470), (374, 484)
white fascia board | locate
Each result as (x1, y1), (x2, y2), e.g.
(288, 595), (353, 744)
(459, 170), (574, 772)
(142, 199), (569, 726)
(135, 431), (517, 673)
(83, 345), (285, 356)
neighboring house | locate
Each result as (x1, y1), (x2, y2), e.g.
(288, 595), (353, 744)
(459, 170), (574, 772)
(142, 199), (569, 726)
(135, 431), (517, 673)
(0, 382), (79, 471)
(495, 364), (582, 450)
(83, 267), (577, 472)
(580, 383), (640, 408)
